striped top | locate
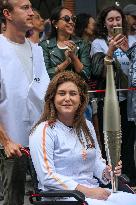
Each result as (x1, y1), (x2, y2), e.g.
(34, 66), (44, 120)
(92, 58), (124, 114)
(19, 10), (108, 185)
(29, 120), (107, 191)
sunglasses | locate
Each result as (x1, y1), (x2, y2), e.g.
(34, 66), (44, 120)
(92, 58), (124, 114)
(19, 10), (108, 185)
(59, 15), (77, 23)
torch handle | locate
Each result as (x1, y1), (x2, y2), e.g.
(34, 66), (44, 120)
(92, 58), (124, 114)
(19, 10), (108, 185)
(111, 171), (118, 193)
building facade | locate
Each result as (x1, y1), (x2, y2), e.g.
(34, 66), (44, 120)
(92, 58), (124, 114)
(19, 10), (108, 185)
(31, 0), (136, 19)
(62, 0), (136, 17)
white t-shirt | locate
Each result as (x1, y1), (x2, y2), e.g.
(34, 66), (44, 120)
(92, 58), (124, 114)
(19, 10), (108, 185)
(7, 38), (33, 83)
(128, 35), (136, 47)
(0, 34), (50, 146)
(90, 36), (135, 101)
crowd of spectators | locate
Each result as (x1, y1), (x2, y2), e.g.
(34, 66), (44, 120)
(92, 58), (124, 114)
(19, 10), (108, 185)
(0, 0), (136, 204)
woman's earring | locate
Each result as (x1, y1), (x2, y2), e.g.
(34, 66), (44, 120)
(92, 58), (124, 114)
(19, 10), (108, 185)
(55, 26), (58, 29)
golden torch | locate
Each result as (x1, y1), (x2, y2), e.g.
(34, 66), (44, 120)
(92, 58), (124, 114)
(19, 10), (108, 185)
(103, 57), (122, 192)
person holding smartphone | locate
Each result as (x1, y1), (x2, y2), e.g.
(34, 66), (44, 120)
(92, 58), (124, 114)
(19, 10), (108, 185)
(90, 5), (136, 187)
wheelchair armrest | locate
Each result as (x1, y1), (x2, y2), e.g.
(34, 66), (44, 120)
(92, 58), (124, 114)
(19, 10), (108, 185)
(118, 175), (135, 194)
(29, 190), (85, 204)
(118, 174), (130, 184)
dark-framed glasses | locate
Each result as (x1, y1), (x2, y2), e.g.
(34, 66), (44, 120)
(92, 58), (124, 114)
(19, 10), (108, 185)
(59, 15), (77, 23)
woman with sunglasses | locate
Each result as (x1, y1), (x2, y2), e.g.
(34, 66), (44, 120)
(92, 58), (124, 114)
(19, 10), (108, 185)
(39, 6), (91, 81)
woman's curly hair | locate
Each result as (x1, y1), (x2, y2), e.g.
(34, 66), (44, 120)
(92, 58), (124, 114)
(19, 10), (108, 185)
(95, 5), (128, 40)
(33, 71), (95, 147)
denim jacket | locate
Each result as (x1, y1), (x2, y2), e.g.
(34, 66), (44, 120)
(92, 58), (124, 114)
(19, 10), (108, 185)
(126, 43), (136, 123)
(39, 36), (91, 80)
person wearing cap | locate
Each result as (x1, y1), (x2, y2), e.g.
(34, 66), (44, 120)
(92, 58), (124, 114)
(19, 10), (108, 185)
(123, 4), (136, 46)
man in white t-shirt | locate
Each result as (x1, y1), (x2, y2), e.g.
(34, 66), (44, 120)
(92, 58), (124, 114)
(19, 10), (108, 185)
(0, 0), (50, 204)
(123, 4), (136, 47)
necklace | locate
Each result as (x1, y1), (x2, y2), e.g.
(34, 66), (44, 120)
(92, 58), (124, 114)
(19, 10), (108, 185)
(78, 132), (87, 160)
(78, 131), (93, 160)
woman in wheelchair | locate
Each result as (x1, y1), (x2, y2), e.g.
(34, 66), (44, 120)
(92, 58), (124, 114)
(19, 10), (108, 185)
(29, 71), (136, 204)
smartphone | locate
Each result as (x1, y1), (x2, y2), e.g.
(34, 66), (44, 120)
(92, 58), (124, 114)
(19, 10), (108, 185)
(111, 26), (123, 37)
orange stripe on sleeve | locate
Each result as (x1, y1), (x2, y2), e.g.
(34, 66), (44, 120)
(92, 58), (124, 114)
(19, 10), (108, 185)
(42, 123), (68, 189)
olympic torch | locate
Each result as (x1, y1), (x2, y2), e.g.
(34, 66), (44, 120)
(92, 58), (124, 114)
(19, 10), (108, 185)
(103, 57), (122, 192)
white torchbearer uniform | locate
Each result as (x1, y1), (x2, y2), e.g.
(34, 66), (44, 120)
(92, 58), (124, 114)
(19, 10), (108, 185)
(30, 120), (136, 205)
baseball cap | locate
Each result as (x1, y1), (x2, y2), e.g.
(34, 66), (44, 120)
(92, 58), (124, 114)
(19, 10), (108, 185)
(123, 4), (136, 16)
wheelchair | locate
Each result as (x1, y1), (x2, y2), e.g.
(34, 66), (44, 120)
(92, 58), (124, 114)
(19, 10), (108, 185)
(29, 190), (88, 205)
(28, 176), (135, 205)
(21, 148), (135, 205)
(0, 147), (87, 204)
